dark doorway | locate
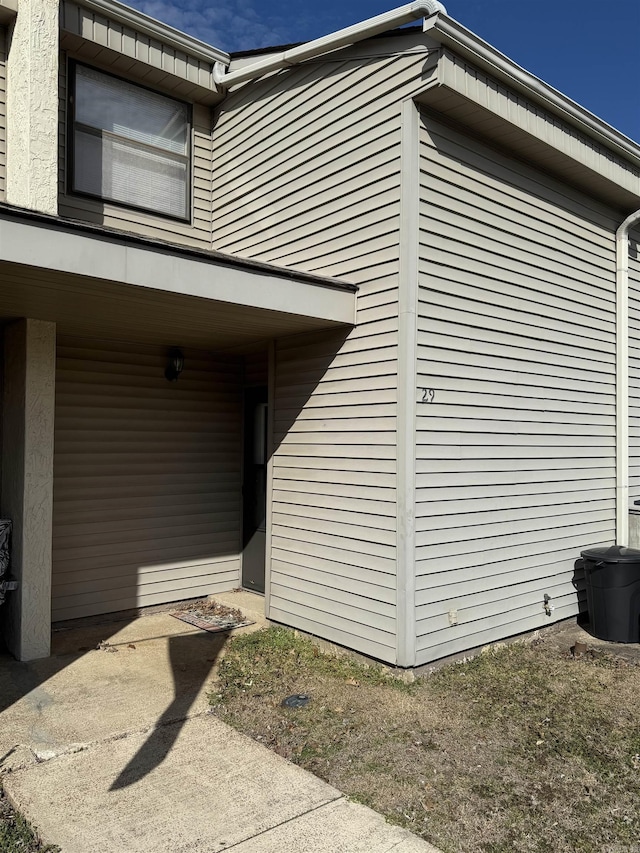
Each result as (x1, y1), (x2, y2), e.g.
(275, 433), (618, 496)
(242, 387), (267, 593)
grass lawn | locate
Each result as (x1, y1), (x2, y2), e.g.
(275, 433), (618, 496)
(0, 785), (59, 853)
(211, 626), (640, 853)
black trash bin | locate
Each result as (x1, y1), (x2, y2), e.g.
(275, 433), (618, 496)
(580, 546), (640, 643)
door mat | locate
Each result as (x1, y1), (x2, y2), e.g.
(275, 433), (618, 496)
(170, 601), (254, 633)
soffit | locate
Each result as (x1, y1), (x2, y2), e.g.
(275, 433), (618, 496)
(0, 211), (356, 350)
(0, 264), (345, 351)
(415, 49), (640, 212)
(60, 1), (226, 104)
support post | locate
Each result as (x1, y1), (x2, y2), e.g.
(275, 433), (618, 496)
(1, 319), (56, 660)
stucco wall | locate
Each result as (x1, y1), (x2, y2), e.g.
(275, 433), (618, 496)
(6, 0), (59, 213)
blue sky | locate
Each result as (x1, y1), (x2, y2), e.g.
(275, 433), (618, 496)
(126, 0), (640, 143)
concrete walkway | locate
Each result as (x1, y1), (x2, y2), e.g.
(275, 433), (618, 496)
(1, 595), (440, 852)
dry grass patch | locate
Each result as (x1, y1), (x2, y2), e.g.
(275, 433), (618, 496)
(210, 627), (640, 853)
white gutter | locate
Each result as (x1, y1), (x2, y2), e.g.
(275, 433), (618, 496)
(616, 209), (640, 545)
(77, 0), (230, 65)
(213, 0), (447, 88)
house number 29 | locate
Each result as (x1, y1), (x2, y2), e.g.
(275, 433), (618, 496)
(421, 388), (435, 403)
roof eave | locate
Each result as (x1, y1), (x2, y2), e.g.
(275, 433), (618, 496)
(77, 0), (230, 65)
(425, 14), (640, 170)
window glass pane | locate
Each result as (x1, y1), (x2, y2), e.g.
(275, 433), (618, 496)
(73, 129), (103, 198)
(75, 65), (188, 155)
(74, 129), (188, 219)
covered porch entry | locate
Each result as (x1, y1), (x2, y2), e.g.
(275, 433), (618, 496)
(0, 205), (356, 660)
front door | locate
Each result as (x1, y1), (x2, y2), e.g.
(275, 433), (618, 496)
(242, 387), (268, 593)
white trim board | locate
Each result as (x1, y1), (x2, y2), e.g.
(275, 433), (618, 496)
(0, 216), (356, 327)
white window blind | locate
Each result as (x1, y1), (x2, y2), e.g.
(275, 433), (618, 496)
(72, 65), (190, 219)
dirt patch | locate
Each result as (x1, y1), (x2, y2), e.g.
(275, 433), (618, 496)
(210, 627), (640, 853)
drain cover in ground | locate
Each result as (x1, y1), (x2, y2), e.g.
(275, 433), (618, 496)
(170, 607), (253, 633)
(282, 694), (310, 708)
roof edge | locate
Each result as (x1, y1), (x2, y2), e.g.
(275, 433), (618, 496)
(426, 14), (640, 168)
(0, 203), (357, 294)
(75, 0), (230, 65)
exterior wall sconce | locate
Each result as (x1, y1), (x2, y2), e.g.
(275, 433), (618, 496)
(165, 348), (184, 382)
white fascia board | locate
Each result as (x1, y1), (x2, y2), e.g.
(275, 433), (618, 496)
(426, 15), (640, 171)
(0, 218), (355, 327)
(77, 0), (230, 65)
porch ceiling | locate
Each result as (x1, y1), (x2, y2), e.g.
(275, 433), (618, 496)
(0, 207), (356, 350)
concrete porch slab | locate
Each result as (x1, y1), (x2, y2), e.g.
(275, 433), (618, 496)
(4, 715), (342, 853)
(230, 796), (441, 852)
(1, 605), (441, 853)
(4, 713), (441, 853)
(0, 612), (227, 767)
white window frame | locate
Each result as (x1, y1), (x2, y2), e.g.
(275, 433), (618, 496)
(68, 61), (192, 222)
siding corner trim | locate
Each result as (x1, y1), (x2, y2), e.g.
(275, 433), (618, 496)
(396, 98), (420, 667)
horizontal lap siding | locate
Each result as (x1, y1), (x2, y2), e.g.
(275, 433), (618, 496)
(58, 55), (213, 248)
(212, 54), (423, 274)
(272, 328), (398, 662)
(243, 348), (268, 388)
(0, 29), (6, 200)
(211, 45), (432, 662)
(415, 116), (618, 664)
(629, 229), (640, 496)
(52, 338), (242, 621)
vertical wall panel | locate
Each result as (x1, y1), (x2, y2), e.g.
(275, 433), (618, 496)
(52, 337), (242, 620)
(0, 28), (6, 200)
(415, 114), (619, 664)
(628, 228), (640, 498)
(60, 1), (218, 90)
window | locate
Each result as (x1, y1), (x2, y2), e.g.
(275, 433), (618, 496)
(69, 63), (191, 220)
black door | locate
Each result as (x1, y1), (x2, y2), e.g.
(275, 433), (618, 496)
(242, 387), (268, 593)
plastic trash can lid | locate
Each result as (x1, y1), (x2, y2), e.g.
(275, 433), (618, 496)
(580, 545), (640, 563)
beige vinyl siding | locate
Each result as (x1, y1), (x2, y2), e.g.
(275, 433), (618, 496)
(60, 1), (220, 98)
(57, 53), (214, 248)
(415, 115), (619, 664)
(212, 37), (436, 269)
(272, 330), (398, 662)
(52, 337), (242, 621)
(209, 41), (437, 662)
(243, 347), (268, 388)
(0, 28), (6, 201)
(421, 50), (640, 207)
(629, 228), (640, 498)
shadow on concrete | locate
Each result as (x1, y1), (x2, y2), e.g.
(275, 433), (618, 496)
(0, 611), (230, 788)
(109, 630), (226, 790)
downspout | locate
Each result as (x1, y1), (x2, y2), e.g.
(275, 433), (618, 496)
(616, 208), (640, 545)
(213, 0), (447, 89)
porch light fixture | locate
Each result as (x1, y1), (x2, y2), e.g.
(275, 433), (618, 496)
(165, 348), (184, 382)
